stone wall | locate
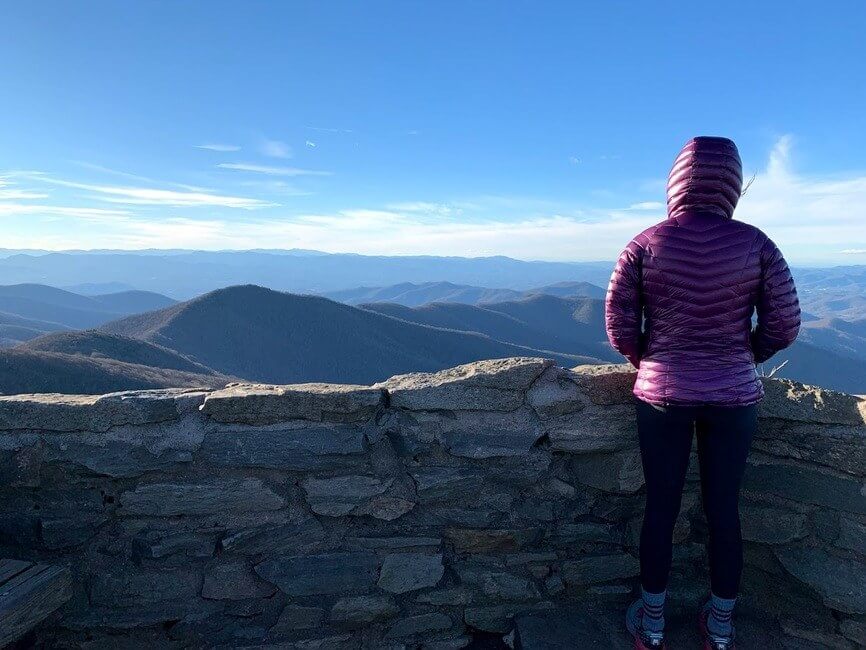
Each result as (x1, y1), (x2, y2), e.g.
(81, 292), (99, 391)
(0, 357), (864, 648)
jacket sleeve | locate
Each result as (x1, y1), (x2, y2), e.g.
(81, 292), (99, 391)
(751, 236), (801, 364)
(605, 240), (644, 368)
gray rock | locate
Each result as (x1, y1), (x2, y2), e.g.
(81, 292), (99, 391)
(202, 560), (277, 600)
(741, 504), (807, 544)
(571, 450), (644, 494)
(526, 366), (586, 418)
(744, 460), (866, 514)
(120, 478), (285, 516)
(442, 410), (544, 459)
(44, 438), (194, 478)
(776, 547), (866, 614)
(0, 438), (41, 487)
(385, 612), (452, 638)
(90, 567), (201, 606)
(330, 595), (399, 627)
(560, 554), (640, 586)
(457, 566), (540, 601)
(753, 420), (866, 477)
(201, 383), (385, 424)
(198, 425), (366, 471)
(378, 552), (444, 593)
(412, 467), (484, 504)
(364, 497), (419, 522)
(759, 379), (866, 426)
(415, 586), (474, 606)
(41, 514), (109, 549)
(836, 516), (866, 555)
(444, 527), (544, 553)
(570, 364), (636, 405)
(301, 474), (393, 517)
(268, 605), (324, 637)
(549, 522), (615, 548)
(464, 601), (555, 633)
(840, 619), (866, 646)
(545, 575), (565, 596)
(255, 552), (379, 596)
(133, 531), (215, 559)
(221, 515), (326, 555)
(546, 404), (637, 453)
(0, 389), (204, 432)
(348, 536), (441, 550)
(379, 357), (553, 412)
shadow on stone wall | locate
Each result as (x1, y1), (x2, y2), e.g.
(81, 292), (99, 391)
(0, 358), (863, 648)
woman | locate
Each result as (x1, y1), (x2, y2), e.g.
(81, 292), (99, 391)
(605, 136), (800, 650)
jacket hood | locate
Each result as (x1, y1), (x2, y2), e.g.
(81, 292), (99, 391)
(666, 136), (743, 219)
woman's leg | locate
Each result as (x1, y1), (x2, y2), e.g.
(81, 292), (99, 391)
(695, 404), (757, 599)
(636, 400), (696, 593)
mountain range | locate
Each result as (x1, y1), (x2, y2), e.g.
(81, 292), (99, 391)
(0, 284), (175, 345)
(0, 250), (864, 395)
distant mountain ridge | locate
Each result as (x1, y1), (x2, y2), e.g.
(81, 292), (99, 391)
(327, 280), (605, 306)
(0, 284), (176, 345)
(98, 285), (600, 385)
(0, 348), (230, 395)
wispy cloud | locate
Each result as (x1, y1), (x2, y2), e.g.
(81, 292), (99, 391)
(0, 203), (129, 221)
(70, 162), (210, 192)
(33, 176), (274, 209)
(195, 143), (241, 152)
(627, 201), (665, 211)
(0, 189), (49, 200)
(842, 249), (866, 255)
(217, 163), (331, 177)
(737, 135), (866, 256)
(259, 139), (292, 158)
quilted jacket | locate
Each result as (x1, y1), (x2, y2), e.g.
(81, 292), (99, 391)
(605, 136), (801, 406)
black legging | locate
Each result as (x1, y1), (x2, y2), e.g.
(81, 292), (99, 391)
(636, 399), (757, 599)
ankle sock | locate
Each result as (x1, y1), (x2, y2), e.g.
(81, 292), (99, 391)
(641, 587), (666, 633)
(707, 593), (736, 638)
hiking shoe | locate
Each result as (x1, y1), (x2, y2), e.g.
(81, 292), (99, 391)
(698, 605), (736, 650)
(626, 599), (667, 649)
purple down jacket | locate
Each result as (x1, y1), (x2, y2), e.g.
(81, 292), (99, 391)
(605, 136), (800, 406)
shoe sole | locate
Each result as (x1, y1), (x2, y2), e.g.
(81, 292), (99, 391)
(698, 611), (735, 650)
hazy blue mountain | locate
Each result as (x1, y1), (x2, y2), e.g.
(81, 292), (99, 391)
(21, 331), (220, 375)
(799, 318), (866, 361)
(0, 349), (229, 395)
(0, 251), (615, 299)
(328, 280), (606, 307)
(63, 282), (137, 295)
(90, 290), (176, 314)
(0, 311), (71, 347)
(0, 284), (176, 330)
(327, 282), (525, 306)
(100, 285), (600, 385)
(362, 294), (618, 363)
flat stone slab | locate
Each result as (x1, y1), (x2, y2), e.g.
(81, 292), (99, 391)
(378, 357), (553, 412)
(759, 378), (866, 426)
(0, 389), (206, 432)
(201, 383), (385, 424)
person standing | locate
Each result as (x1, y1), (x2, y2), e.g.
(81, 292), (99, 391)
(605, 136), (800, 650)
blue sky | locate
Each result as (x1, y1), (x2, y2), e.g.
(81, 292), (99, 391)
(1, 1), (865, 264)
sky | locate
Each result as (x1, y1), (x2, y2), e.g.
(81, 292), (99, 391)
(1, 1), (865, 265)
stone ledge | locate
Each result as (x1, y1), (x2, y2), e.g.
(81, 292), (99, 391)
(201, 383), (386, 424)
(0, 389), (208, 432)
(377, 357), (554, 411)
(0, 359), (862, 432)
